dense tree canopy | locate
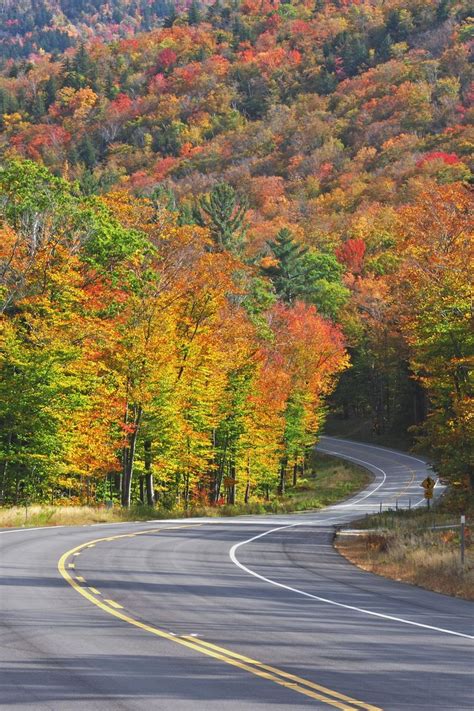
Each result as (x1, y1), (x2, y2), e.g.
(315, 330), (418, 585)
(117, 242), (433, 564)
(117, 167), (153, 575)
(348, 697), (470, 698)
(0, 0), (472, 503)
(0, 160), (348, 506)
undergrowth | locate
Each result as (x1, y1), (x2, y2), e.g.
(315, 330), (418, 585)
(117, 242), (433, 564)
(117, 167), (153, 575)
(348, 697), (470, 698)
(336, 492), (474, 600)
(0, 451), (370, 528)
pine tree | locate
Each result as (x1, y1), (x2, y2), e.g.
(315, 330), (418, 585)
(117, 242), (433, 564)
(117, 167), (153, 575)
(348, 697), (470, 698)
(196, 183), (247, 254)
(188, 0), (201, 26)
(163, 3), (177, 27)
(79, 135), (97, 170)
(262, 229), (309, 304)
(44, 75), (57, 108)
(73, 42), (93, 77)
(31, 92), (46, 121)
(377, 33), (393, 61)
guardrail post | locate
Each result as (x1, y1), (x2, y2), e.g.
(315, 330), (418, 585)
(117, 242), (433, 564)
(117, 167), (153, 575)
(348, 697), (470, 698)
(379, 502), (382, 514)
(460, 515), (465, 568)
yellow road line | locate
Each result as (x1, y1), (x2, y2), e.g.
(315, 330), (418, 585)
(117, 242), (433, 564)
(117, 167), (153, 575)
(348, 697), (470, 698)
(76, 576), (86, 583)
(181, 636), (380, 711)
(58, 526), (382, 711)
(104, 599), (123, 609)
(88, 587), (101, 595)
(391, 468), (416, 501)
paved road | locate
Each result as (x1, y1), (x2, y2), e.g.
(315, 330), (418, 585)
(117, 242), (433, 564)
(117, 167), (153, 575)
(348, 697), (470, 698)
(1, 438), (472, 710)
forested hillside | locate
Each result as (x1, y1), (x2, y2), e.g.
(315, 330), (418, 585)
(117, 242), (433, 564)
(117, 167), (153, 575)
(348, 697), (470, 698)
(0, 0), (472, 507)
(0, 0), (182, 58)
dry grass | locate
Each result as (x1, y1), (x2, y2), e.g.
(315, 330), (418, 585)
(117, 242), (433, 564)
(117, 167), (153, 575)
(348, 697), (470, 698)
(336, 527), (474, 600)
(0, 452), (371, 529)
(0, 504), (135, 528)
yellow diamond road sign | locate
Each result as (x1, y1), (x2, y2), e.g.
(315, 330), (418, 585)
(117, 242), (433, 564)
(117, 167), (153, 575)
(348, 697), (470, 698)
(421, 476), (435, 490)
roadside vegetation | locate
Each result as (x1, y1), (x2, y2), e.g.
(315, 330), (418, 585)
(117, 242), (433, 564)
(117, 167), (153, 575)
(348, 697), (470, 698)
(0, 4), (471, 527)
(0, 451), (369, 528)
(335, 495), (474, 600)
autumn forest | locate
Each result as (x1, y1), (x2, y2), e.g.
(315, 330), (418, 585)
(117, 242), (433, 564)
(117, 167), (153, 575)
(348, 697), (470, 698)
(0, 0), (472, 509)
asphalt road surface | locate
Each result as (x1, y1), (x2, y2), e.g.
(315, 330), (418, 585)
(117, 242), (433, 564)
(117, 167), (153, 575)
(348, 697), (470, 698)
(1, 437), (472, 710)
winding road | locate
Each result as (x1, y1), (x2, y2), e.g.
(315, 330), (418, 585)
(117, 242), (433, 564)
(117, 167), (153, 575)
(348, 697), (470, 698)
(1, 437), (472, 710)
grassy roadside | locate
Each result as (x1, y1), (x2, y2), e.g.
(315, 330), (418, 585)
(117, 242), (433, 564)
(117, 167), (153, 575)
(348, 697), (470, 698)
(0, 451), (370, 529)
(335, 503), (474, 600)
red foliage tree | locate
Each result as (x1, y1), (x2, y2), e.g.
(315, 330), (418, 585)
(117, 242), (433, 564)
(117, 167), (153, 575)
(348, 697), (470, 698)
(335, 239), (366, 275)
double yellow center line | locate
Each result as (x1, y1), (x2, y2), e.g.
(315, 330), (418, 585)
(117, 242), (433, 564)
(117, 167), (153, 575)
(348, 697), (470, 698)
(58, 526), (381, 711)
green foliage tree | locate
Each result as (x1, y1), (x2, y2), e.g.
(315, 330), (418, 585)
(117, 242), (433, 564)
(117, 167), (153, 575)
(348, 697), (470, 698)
(188, 0), (201, 26)
(262, 229), (309, 304)
(195, 183), (248, 254)
(262, 229), (348, 318)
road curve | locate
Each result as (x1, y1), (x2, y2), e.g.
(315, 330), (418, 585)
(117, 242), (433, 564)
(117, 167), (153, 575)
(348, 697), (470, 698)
(1, 437), (472, 710)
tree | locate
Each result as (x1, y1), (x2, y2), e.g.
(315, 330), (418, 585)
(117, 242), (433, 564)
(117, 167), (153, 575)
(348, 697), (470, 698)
(261, 228), (309, 304)
(0, 162), (145, 504)
(195, 183), (248, 254)
(78, 135), (97, 169)
(267, 301), (348, 494)
(393, 183), (474, 490)
(262, 229), (348, 318)
(188, 0), (201, 26)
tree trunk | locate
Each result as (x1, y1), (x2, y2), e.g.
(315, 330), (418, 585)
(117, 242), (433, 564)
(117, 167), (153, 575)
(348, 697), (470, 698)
(212, 437), (227, 503)
(184, 471), (190, 510)
(0, 429), (12, 502)
(244, 456), (250, 504)
(121, 405), (142, 508)
(244, 479), (250, 504)
(292, 459), (298, 487)
(144, 439), (155, 507)
(228, 459), (236, 505)
(278, 457), (287, 496)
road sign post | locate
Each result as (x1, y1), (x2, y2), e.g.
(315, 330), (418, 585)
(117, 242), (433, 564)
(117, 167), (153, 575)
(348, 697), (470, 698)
(460, 515), (466, 568)
(421, 476), (435, 509)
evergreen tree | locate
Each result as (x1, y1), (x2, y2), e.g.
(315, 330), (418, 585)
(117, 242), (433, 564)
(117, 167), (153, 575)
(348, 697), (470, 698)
(262, 230), (349, 317)
(377, 33), (394, 61)
(44, 75), (58, 108)
(163, 3), (177, 27)
(79, 169), (100, 196)
(188, 0), (201, 26)
(73, 42), (93, 77)
(104, 72), (118, 100)
(0, 89), (18, 127)
(262, 229), (310, 304)
(151, 185), (178, 213)
(78, 135), (97, 170)
(62, 42), (97, 89)
(31, 92), (46, 121)
(195, 183), (247, 254)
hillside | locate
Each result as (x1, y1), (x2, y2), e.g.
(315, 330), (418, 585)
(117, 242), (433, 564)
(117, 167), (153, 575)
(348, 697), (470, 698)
(0, 0), (186, 58)
(0, 0), (472, 507)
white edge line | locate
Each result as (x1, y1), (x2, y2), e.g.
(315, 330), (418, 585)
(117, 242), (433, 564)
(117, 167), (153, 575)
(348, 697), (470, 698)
(229, 523), (474, 641)
(0, 525), (65, 534)
(317, 449), (387, 506)
(319, 436), (428, 465)
(229, 448), (470, 641)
